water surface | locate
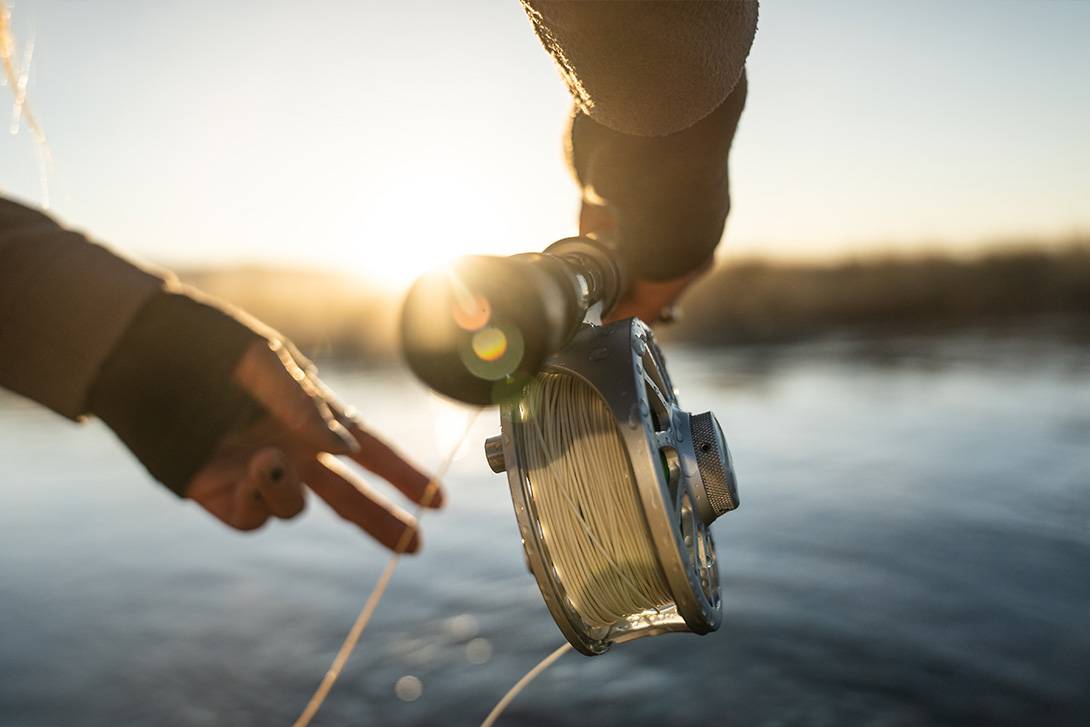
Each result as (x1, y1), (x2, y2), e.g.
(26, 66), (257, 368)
(1, 337), (1087, 726)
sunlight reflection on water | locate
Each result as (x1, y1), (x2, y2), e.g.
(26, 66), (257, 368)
(1, 338), (1088, 726)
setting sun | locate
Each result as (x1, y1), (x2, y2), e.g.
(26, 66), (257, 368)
(338, 163), (527, 292)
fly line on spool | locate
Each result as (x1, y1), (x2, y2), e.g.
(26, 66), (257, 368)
(521, 372), (673, 628)
(488, 317), (740, 655)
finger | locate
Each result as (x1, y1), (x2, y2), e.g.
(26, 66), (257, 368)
(234, 340), (359, 455)
(578, 199), (616, 237)
(249, 447), (306, 519)
(603, 262), (711, 325)
(192, 476), (272, 532)
(186, 454), (272, 532)
(304, 454), (422, 553)
(229, 487), (274, 531)
(322, 404), (444, 509)
(188, 487), (272, 531)
(349, 424), (444, 509)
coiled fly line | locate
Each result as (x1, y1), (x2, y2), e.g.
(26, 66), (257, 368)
(521, 372), (673, 627)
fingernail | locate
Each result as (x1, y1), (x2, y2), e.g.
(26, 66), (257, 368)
(422, 483), (444, 509)
(328, 420), (361, 454)
(338, 406), (365, 428)
(404, 528), (422, 554)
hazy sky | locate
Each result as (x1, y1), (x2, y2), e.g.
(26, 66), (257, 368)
(2, 1), (1088, 285)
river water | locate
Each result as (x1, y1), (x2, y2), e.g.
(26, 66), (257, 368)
(1, 336), (1088, 726)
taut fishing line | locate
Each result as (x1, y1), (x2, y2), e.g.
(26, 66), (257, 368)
(1, 0), (55, 207)
(479, 642), (573, 727)
(291, 410), (480, 727)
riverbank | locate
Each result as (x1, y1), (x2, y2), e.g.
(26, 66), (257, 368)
(664, 239), (1090, 345)
(177, 239), (1090, 359)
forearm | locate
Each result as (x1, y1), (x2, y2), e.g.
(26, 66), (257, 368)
(0, 197), (164, 419)
(0, 196), (272, 494)
(521, 0), (758, 136)
(523, 1), (757, 282)
(86, 289), (267, 494)
(569, 71), (748, 281)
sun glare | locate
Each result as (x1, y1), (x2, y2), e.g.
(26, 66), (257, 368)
(428, 394), (479, 462)
(340, 164), (522, 291)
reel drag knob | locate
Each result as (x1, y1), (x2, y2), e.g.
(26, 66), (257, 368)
(688, 412), (739, 525)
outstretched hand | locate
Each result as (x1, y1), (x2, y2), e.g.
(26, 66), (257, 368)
(184, 339), (442, 552)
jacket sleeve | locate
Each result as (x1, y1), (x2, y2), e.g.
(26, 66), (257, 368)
(521, 1), (758, 281)
(0, 196), (165, 419)
(568, 71), (748, 281)
(520, 0), (758, 137)
(0, 196), (270, 495)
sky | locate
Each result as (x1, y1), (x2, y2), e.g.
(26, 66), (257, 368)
(2, 0), (1089, 287)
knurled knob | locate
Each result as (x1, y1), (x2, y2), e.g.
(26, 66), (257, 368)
(690, 411), (739, 521)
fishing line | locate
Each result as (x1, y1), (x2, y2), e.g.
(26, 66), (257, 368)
(399, 228), (740, 721)
(523, 372), (672, 628)
(476, 371), (676, 727)
(1, 0), (54, 207)
(292, 409), (481, 727)
(479, 642), (572, 727)
(489, 317), (739, 656)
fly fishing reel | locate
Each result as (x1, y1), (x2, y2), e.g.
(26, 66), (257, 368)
(401, 238), (739, 655)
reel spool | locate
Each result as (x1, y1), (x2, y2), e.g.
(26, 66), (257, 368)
(401, 238), (739, 655)
(484, 318), (737, 655)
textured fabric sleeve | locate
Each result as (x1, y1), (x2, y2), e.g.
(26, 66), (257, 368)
(521, 0), (758, 137)
(0, 196), (165, 419)
(0, 196), (278, 495)
(523, 1), (757, 280)
(568, 71), (748, 281)
(86, 288), (268, 495)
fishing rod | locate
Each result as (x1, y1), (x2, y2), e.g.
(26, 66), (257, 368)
(401, 237), (740, 655)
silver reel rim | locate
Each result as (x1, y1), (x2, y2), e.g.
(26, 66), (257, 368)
(494, 319), (723, 655)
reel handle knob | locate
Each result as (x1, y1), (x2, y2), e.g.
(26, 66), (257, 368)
(689, 411), (739, 523)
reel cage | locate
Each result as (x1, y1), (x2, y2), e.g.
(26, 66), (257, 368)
(486, 318), (734, 655)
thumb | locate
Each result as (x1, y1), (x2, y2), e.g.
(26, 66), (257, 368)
(234, 339), (359, 455)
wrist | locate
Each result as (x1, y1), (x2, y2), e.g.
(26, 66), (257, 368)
(569, 71), (747, 282)
(86, 289), (267, 495)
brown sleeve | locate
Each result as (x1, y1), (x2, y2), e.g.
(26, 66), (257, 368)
(86, 289), (266, 495)
(0, 196), (279, 494)
(520, 0), (758, 136)
(0, 197), (165, 419)
(568, 71), (748, 281)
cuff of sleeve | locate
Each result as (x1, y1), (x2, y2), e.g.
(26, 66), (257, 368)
(567, 70), (747, 281)
(86, 290), (267, 496)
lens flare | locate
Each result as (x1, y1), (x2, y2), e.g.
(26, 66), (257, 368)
(452, 292), (490, 332)
(472, 326), (508, 362)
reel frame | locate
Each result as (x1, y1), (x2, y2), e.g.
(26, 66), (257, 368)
(488, 318), (727, 655)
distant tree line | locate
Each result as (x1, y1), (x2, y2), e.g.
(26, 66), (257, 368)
(176, 239), (1090, 361)
(662, 239), (1090, 345)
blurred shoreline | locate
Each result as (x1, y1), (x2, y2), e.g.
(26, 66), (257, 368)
(664, 237), (1090, 346)
(176, 237), (1090, 361)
